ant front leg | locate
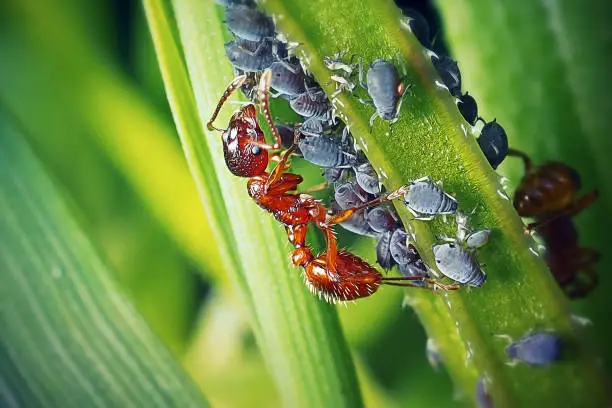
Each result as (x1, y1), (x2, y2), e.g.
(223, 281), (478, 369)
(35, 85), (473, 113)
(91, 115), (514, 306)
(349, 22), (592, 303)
(257, 70), (283, 150)
(526, 190), (599, 233)
(264, 134), (301, 193)
(207, 75), (248, 132)
(507, 148), (533, 173)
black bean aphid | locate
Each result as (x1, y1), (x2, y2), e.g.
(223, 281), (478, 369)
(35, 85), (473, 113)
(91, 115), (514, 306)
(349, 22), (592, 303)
(432, 54), (462, 97)
(477, 119), (508, 169)
(359, 58), (407, 129)
(354, 162), (381, 194)
(399, 7), (431, 48)
(505, 331), (563, 366)
(270, 59), (307, 97)
(334, 182), (368, 209)
(299, 134), (357, 168)
(224, 39), (276, 72)
(366, 207), (397, 233)
(225, 5), (274, 42)
(290, 89), (332, 120)
(376, 231), (395, 269)
(457, 92), (479, 126)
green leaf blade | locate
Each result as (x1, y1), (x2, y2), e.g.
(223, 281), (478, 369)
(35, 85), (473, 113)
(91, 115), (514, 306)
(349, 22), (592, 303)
(0, 115), (208, 408)
(144, 0), (363, 406)
(260, 0), (610, 406)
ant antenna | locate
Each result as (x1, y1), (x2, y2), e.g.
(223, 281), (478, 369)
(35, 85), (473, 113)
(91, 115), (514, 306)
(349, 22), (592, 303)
(207, 75), (248, 132)
(381, 276), (460, 291)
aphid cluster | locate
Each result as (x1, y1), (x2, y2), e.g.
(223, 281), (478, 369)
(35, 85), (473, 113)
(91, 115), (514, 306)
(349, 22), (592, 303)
(213, 1), (599, 304)
(210, 1), (461, 303)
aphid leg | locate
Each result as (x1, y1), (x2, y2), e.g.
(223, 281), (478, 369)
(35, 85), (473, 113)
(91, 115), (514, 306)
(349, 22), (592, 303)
(257, 70), (282, 150)
(356, 55), (367, 90)
(507, 148), (533, 173)
(207, 75), (248, 132)
(369, 112), (379, 132)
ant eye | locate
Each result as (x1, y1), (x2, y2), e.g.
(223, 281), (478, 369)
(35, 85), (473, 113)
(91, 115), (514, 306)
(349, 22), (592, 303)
(251, 146), (262, 156)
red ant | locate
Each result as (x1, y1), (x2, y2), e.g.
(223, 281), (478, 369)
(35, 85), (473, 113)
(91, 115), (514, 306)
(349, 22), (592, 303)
(508, 148), (599, 298)
(207, 71), (459, 302)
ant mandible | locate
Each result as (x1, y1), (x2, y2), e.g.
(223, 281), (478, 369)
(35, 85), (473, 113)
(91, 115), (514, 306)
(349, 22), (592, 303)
(207, 71), (459, 302)
(508, 148), (599, 298)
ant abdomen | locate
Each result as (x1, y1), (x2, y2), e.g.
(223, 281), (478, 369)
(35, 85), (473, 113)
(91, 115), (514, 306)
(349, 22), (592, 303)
(303, 251), (383, 302)
(514, 162), (580, 217)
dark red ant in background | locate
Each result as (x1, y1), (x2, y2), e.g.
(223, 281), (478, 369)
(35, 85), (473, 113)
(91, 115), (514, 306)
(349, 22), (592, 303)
(508, 148), (600, 299)
(207, 71), (459, 302)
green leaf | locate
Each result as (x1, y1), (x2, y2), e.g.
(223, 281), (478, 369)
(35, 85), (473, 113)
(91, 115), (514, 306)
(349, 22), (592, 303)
(143, 0), (363, 406)
(260, 0), (610, 406)
(0, 114), (207, 408)
(0, 0), (228, 285)
(435, 0), (612, 370)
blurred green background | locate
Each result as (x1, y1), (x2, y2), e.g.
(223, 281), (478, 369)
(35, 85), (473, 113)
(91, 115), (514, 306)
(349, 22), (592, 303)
(1, 0), (609, 407)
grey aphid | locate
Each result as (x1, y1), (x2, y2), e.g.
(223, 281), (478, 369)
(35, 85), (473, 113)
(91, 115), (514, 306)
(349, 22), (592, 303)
(398, 253), (429, 278)
(403, 177), (457, 219)
(376, 231), (395, 269)
(506, 331), (563, 366)
(432, 54), (462, 97)
(466, 229), (491, 249)
(225, 5), (274, 42)
(476, 378), (494, 408)
(399, 7), (431, 48)
(299, 117), (328, 137)
(457, 92), (479, 126)
(270, 60), (306, 96)
(360, 58), (407, 128)
(354, 162), (381, 194)
(331, 201), (373, 237)
(334, 182), (367, 210)
(290, 89), (332, 119)
(224, 40), (275, 72)
(477, 119), (508, 169)
(299, 134), (357, 168)
(324, 167), (347, 184)
(432, 242), (486, 286)
(366, 207), (397, 233)
(390, 228), (412, 265)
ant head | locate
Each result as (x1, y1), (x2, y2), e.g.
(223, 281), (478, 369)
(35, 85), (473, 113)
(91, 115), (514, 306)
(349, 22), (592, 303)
(222, 104), (269, 177)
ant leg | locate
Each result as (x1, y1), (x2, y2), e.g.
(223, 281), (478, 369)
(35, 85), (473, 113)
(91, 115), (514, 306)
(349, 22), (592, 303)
(257, 70), (282, 150)
(507, 148), (533, 173)
(302, 182), (329, 193)
(317, 223), (339, 275)
(264, 131), (301, 192)
(207, 75), (248, 132)
(565, 248), (600, 299)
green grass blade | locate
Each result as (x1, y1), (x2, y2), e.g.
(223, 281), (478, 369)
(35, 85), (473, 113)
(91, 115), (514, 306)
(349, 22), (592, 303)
(0, 114), (208, 408)
(260, 0), (610, 405)
(0, 0), (228, 284)
(143, 0), (363, 406)
(435, 0), (612, 372)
